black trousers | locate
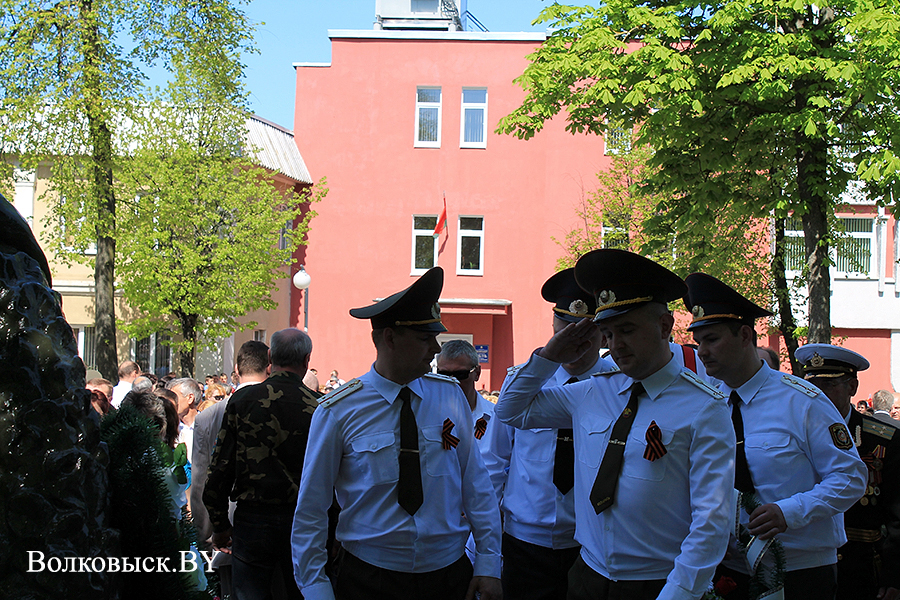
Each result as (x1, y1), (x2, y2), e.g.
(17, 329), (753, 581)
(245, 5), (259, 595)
(566, 555), (666, 600)
(836, 541), (881, 600)
(502, 532), (581, 600)
(333, 549), (473, 600)
(715, 563), (837, 600)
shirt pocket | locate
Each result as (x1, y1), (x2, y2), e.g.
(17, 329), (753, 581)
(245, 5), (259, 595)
(576, 414), (614, 469)
(623, 425), (674, 482)
(744, 433), (792, 465)
(521, 429), (555, 463)
(421, 424), (458, 477)
(348, 431), (398, 486)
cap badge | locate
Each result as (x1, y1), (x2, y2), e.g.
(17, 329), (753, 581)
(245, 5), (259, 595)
(431, 303), (441, 319)
(569, 299), (589, 316)
(691, 305), (705, 319)
(810, 353), (825, 368)
(598, 290), (617, 307)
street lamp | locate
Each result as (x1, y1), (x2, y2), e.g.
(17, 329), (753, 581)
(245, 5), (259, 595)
(292, 264), (311, 332)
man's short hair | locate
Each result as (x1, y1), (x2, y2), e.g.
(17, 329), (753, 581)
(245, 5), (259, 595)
(118, 360), (140, 379)
(757, 346), (779, 369)
(237, 340), (270, 377)
(270, 328), (313, 369)
(87, 377), (113, 397)
(872, 389), (894, 412)
(166, 377), (202, 407)
(132, 376), (153, 393)
(438, 339), (479, 368)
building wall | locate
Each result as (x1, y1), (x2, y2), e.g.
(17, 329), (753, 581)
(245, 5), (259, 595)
(293, 32), (611, 390)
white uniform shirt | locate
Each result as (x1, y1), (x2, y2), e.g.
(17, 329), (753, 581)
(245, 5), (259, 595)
(496, 352), (735, 600)
(720, 363), (867, 572)
(484, 355), (616, 549)
(291, 366), (502, 600)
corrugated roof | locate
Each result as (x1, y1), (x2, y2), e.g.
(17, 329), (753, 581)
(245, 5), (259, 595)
(244, 115), (312, 184)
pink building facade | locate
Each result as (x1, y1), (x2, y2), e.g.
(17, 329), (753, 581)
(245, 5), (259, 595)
(291, 9), (900, 401)
(291, 28), (612, 391)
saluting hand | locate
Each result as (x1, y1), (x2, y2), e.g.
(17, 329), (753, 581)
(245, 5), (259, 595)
(538, 318), (597, 365)
(747, 503), (787, 540)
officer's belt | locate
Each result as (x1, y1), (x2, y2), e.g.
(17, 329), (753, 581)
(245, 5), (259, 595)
(846, 528), (882, 543)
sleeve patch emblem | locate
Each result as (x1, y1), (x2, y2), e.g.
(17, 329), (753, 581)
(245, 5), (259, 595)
(829, 423), (853, 450)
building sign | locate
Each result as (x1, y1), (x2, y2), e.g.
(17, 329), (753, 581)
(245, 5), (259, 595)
(475, 345), (489, 363)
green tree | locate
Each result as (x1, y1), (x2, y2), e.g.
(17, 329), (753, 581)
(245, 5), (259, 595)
(0, 0), (255, 380)
(114, 99), (324, 377)
(556, 142), (772, 335)
(499, 0), (900, 344)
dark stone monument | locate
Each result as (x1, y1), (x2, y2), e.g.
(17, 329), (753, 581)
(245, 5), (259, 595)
(0, 193), (118, 598)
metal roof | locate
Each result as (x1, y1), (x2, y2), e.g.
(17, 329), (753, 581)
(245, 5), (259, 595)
(244, 115), (312, 184)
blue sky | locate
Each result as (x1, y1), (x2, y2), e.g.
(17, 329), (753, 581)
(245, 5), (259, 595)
(241, 0), (555, 129)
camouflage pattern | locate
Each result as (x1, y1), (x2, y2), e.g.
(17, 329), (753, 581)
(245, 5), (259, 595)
(203, 371), (321, 533)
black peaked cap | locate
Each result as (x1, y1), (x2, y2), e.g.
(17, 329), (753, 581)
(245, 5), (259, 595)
(541, 268), (597, 324)
(574, 249), (686, 321)
(683, 272), (772, 331)
(349, 266), (447, 332)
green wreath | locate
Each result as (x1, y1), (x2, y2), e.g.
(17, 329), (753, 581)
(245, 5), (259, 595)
(737, 493), (786, 600)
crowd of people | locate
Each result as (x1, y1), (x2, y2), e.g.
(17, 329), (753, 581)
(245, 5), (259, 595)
(86, 249), (899, 600)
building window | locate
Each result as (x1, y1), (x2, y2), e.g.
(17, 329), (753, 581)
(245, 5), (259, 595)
(253, 329), (267, 343)
(784, 216), (874, 279)
(457, 216), (484, 276)
(460, 88), (487, 148)
(134, 333), (172, 377)
(412, 215), (439, 274)
(415, 87), (441, 148)
(604, 122), (633, 155)
(73, 326), (97, 370)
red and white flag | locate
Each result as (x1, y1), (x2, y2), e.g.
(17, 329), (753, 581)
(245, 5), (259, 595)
(433, 194), (448, 239)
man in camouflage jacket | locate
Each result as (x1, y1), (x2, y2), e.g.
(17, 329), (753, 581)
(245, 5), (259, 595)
(204, 328), (322, 599)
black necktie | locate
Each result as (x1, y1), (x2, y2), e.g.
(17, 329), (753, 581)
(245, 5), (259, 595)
(552, 376), (579, 494)
(397, 387), (423, 514)
(730, 391), (755, 494)
(590, 382), (643, 514)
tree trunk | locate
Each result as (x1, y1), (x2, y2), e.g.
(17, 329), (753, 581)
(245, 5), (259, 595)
(798, 136), (832, 344)
(82, 0), (118, 381)
(772, 217), (802, 375)
(178, 313), (198, 378)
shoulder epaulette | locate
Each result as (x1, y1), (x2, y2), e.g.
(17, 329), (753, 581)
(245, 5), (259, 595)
(506, 364), (523, 376)
(780, 375), (820, 398)
(680, 369), (726, 400)
(591, 369), (620, 378)
(862, 417), (897, 441)
(318, 379), (362, 408)
(424, 372), (458, 384)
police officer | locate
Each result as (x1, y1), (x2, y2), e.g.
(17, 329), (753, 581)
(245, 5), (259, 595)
(497, 250), (735, 600)
(795, 344), (900, 600)
(291, 267), (502, 600)
(486, 268), (616, 600)
(685, 273), (867, 600)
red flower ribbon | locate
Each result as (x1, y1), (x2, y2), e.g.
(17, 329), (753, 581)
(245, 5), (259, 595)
(474, 415), (488, 440)
(442, 418), (460, 449)
(643, 420), (667, 461)
(862, 445), (885, 484)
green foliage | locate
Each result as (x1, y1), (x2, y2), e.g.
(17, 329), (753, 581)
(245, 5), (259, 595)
(556, 143), (772, 311)
(500, 0), (900, 342)
(0, 0), (258, 376)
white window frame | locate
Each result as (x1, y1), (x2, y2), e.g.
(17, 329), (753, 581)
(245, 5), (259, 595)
(460, 88), (488, 149)
(783, 216), (875, 280)
(411, 214), (439, 275)
(253, 329), (267, 343)
(415, 87), (442, 148)
(456, 215), (484, 276)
